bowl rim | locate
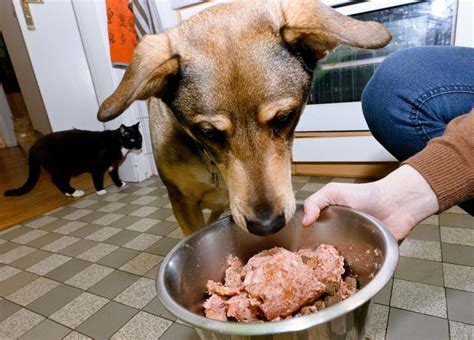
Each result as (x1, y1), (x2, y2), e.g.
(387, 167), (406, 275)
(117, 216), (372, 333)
(157, 205), (399, 336)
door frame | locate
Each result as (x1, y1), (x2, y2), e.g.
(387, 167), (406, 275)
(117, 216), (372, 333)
(72, 0), (157, 182)
(0, 83), (17, 147)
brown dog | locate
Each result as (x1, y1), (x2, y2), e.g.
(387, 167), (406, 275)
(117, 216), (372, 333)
(97, 0), (391, 236)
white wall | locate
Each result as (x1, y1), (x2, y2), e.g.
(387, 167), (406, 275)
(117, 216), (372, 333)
(154, 0), (179, 29)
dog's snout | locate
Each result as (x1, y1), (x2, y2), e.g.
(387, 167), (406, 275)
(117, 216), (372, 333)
(245, 213), (286, 236)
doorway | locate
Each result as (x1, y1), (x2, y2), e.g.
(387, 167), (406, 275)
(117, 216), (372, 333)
(0, 33), (38, 152)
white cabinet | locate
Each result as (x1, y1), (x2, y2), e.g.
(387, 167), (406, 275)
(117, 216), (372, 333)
(293, 137), (397, 163)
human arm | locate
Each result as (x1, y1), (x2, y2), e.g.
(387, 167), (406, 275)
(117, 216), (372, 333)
(303, 111), (474, 240)
(402, 110), (474, 212)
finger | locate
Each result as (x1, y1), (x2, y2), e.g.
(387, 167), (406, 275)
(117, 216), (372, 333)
(302, 196), (321, 227)
(302, 185), (333, 227)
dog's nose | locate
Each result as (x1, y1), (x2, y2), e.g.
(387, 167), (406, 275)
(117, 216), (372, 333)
(245, 213), (286, 236)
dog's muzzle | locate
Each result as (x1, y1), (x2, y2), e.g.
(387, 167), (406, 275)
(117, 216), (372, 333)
(245, 213), (286, 236)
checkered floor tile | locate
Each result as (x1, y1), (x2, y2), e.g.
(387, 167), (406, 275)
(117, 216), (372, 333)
(1, 176), (472, 339)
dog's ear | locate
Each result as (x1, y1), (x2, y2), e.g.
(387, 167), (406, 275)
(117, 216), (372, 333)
(275, 0), (391, 60)
(98, 33), (179, 122)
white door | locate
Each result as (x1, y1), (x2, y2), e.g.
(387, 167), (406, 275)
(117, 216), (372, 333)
(11, 0), (103, 132)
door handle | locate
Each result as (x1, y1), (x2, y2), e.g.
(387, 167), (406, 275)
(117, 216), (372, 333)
(20, 0), (44, 31)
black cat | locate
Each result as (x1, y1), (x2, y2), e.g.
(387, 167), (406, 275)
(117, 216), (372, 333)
(4, 123), (142, 197)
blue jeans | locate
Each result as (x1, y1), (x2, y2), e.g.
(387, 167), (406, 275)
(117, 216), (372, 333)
(362, 46), (474, 213)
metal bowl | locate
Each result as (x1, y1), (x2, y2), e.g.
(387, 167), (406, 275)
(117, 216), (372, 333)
(157, 205), (398, 339)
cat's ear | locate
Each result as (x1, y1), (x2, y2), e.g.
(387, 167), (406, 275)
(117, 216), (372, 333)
(120, 124), (128, 136)
(98, 33), (179, 122)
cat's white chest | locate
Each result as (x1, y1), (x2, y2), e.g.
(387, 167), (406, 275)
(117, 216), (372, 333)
(108, 148), (129, 172)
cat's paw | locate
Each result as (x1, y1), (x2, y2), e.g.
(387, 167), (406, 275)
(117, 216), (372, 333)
(96, 189), (107, 195)
(119, 181), (126, 188)
(72, 190), (85, 197)
(65, 190), (84, 197)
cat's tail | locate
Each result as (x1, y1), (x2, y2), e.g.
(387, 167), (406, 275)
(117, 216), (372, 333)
(4, 149), (41, 196)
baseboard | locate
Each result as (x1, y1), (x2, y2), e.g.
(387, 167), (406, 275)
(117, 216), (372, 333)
(292, 162), (399, 179)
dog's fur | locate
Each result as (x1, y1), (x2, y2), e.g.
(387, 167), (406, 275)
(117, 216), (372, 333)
(98, 0), (391, 236)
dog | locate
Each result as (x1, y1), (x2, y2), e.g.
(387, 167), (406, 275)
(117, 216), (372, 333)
(97, 0), (391, 236)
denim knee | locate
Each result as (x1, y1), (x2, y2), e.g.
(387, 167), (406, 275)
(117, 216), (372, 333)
(361, 48), (425, 131)
(362, 47), (474, 160)
(361, 49), (418, 160)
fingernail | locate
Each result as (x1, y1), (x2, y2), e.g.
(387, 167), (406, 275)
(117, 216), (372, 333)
(302, 215), (308, 225)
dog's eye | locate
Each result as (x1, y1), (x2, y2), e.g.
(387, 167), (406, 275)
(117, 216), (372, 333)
(199, 126), (226, 144)
(201, 127), (216, 140)
(272, 113), (292, 129)
(277, 114), (290, 123)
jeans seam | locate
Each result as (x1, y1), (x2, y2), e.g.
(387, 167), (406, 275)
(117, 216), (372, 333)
(409, 85), (474, 142)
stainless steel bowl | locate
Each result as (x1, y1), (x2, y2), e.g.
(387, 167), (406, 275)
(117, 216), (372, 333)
(157, 205), (398, 339)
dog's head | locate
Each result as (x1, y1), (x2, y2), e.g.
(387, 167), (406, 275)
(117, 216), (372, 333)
(98, 0), (391, 236)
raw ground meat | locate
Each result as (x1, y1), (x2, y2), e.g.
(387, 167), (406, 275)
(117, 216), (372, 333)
(203, 245), (358, 322)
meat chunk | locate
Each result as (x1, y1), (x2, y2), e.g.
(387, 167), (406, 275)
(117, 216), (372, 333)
(207, 256), (244, 297)
(337, 276), (357, 300)
(203, 245), (360, 322)
(203, 294), (228, 321)
(324, 276), (358, 307)
(224, 256), (243, 290)
(243, 248), (326, 320)
(207, 280), (240, 296)
(226, 293), (260, 322)
(297, 244), (345, 285)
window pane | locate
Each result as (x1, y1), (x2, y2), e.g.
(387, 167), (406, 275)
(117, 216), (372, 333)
(308, 0), (457, 105)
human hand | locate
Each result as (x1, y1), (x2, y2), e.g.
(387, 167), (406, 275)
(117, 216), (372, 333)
(302, 165), (439, 241)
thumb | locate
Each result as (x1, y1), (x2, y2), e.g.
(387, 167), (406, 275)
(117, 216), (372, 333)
(302, 184), (337, 227)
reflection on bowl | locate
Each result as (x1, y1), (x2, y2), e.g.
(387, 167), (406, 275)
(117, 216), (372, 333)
(157, 205), (399, 339)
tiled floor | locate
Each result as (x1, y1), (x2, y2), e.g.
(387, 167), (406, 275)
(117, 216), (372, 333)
(1, 176), (473, 339)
